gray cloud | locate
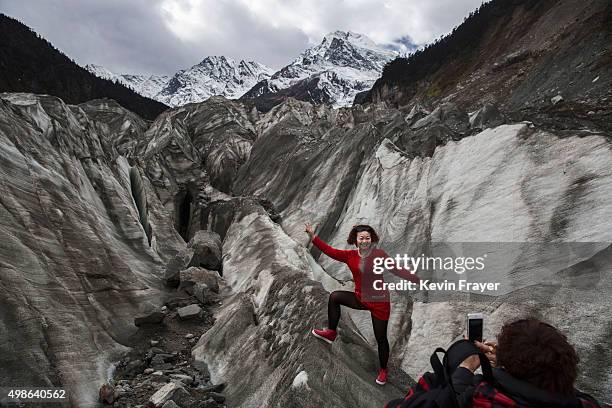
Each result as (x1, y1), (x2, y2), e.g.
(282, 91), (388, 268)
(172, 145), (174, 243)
(383, 35), (419, 55)
(0, 0), (486, 75)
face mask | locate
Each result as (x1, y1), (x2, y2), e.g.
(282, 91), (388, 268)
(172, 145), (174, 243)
(358, 242), (372, 249)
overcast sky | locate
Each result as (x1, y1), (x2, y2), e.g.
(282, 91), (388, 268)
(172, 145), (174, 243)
(1, 0), (485, 76)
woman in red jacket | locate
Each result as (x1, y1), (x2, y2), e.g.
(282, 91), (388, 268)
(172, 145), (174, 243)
(305, 223), (419, 386)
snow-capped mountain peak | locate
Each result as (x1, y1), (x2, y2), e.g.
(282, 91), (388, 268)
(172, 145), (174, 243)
(84, 64), (170, 101)
(85, 64), (117, 81)
(287, 31), (385, 70)
(156, 56), (274, 106)
(322, 30), (379, 50)
(243, 30), (398, 108)
(85, 56), (274, 108)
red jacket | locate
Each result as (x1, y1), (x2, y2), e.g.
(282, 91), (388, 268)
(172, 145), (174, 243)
(312, 235), (419, 303)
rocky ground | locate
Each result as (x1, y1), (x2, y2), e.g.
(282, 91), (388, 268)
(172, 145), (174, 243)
(98, 293), (226, 408)
(98, 231), (228, 408)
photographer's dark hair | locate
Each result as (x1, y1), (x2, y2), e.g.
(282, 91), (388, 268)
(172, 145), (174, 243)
(496, 318), (579, 395)
(347, 224), (379, 245)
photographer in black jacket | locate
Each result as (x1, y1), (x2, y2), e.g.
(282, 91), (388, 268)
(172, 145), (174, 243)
(386, 318), (603, 408)
(453, 318), (602, 408)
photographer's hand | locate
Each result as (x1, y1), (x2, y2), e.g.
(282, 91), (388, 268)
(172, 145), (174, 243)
(475, 339), (498, 367)
(459, 354), (481, 372)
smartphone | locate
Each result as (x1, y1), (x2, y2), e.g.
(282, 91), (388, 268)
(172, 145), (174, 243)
(467, 313), (484, 342)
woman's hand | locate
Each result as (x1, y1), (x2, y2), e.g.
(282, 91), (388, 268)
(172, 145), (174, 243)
(304, 222), (316, 241)
(462, 334), (498, 368)
(475, 340), (498, 367)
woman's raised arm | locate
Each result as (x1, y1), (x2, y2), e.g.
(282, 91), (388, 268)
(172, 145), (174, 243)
(305, 222), (352, 263)
(312, 235), (352, 263)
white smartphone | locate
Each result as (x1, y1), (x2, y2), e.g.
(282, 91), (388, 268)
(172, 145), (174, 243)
(467, 313), (484, 342)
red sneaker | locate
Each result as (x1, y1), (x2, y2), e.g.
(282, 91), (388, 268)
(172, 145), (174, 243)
(311, 328), (337, 344)
(375, 368), (388, 385)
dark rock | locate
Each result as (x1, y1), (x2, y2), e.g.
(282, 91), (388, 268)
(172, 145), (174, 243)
(150, 353), (176, 368)
(124, 359), (145, 376)
(169, 373), (193, 385)
(179, 267), (220, 294)
(177, 304), (202, 320)
(491, 49), (533, 71)
(411, 102), (469, 134)
(187, 230), (222, 271)
(197, 398), (218, 408)
(192, 283), (219, 305)
(134, 310), (164, 326)
(164, 248), (197, 286)
(99, 383), (116, 404)
(148, 382), (190, 408)
(208, 392), (225, 403)
(198, 383), (225, 393)
(150, 362), (173, 371)
(150, 371), (170, 382)
(164, 231), (222, 286)
(470, 103), (505, 129)
(404, 102), (430, 124)
(191, 360), (210, 378)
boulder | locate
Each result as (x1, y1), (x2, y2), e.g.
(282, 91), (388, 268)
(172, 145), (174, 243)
(469, 103), (505, 130)
(169, 373), (193, 385)
(178, 267), (220, 294)
(187, 230), (222, 271)
(208, 392), (225, 403)
(192, 283), (219, 305)
(164, 247), (196, 286)
(164, 230), (222, 286)
(404, 102), (430, 123)
(191, 359), (211, 378)
(134, 310), (164, 326)
(124, 359), (145, 376)
(98, 383), (116, 404)
(197, 383), (224, 393)
(411, 102), (469, 133)
(177, 304), (202, 320)
(148, 382), (189, 408)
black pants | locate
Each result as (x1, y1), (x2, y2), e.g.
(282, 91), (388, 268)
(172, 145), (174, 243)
(327, 290), (390, 369)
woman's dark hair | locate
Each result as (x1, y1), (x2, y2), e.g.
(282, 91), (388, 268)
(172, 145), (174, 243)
(347, 224), (379, 245)
(496, 318), (579, 395)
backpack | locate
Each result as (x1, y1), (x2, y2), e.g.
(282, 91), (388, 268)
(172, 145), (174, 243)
(385, 340), (603, 408)
(384, 340), (495, 408)
(470, 381), (602, 408)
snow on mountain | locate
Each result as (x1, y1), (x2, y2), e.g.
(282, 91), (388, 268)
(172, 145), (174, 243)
(86, 31), (396, 110)
(242, 31), (399, 108)
(85, 64), (117, 82)
(85, 57), (274, 108)
(85, 64), (170, 100)
(156, 56), (274, 107)
(118, 74), (171, 100)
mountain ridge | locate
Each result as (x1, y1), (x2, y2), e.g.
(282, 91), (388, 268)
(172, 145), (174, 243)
(241, 30), (399, 111)
(358, 0), (611, 132)
(0, 13), (168, 120)
(87, 56), (274, 108)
